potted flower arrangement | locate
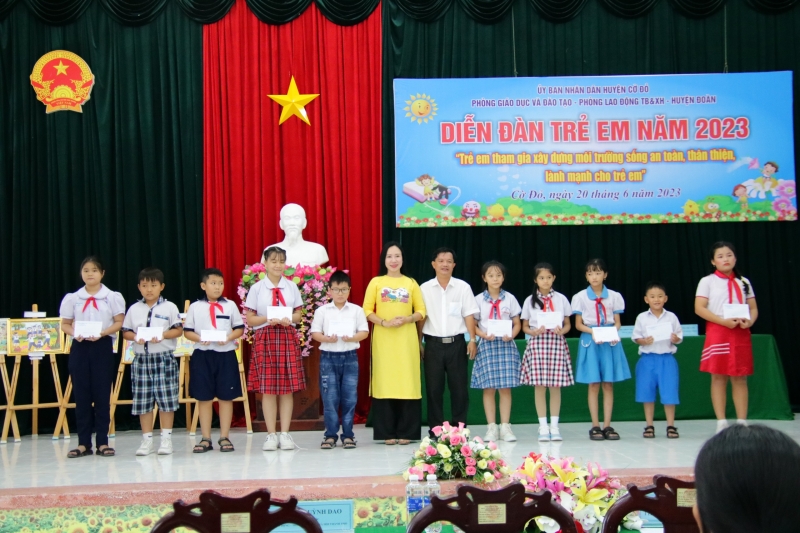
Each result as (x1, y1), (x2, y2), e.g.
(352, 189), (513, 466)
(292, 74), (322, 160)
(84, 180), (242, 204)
(513, 452), (642, 533)
(404, 422), (511, 484)
(237, 263), (337, 357)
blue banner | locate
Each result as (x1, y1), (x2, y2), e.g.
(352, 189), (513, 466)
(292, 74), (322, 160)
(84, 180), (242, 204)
(393, 72), (795, 228)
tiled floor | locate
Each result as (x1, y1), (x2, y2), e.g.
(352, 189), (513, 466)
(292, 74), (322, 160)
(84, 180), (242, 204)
(0, 417), (797, 489)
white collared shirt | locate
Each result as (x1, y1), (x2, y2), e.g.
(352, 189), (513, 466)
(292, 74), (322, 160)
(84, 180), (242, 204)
(632, 308), (683, 354)
(184, 297), (244, 352)
(310, 301), (369, 352)
(59, 284), (126, 331)
(520, 291), (572, 329)
(472, 290), (521, 331)
(420, 277), (479, 337)
(570, 286), (625, 326)
(244, 277), (303, 330)
(122, 297), (182, 354)
(696, 273), (755, 317)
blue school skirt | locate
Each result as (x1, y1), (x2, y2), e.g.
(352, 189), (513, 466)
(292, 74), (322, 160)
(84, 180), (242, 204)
(575, 330), (631, 383)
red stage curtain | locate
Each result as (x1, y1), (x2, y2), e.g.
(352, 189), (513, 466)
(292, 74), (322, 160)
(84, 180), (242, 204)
(203, 0), (382, 423)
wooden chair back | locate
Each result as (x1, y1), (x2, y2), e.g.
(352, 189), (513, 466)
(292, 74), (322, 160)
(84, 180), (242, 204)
(601, 475), (699, 533)
(151, 488), (323, 533)
(407, 482), (577, 533)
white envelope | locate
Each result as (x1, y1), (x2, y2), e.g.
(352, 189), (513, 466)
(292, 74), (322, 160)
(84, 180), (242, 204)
(136, 326), (164, 342)
(536, 311), (564, 330)
(267, 306), (293, 321)
(74, 321), (102, 338)
(200, 330), (227, 342)
(328, 320), (354, 337)
(593, 327), (621, 343)
(723, 304), (750, 320)
(486, 319), (512, 337)
(647, 322), (673, 343)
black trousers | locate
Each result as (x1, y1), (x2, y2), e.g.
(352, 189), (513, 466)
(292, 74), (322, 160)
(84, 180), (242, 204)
(69, 336), (115, 449)
(371, 398), (421, 440)
(423, 335), (469, 433)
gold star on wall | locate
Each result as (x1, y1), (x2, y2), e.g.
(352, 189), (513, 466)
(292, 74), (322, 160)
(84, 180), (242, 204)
(268, 76), (319, 126)
(53, 61), (69, 76)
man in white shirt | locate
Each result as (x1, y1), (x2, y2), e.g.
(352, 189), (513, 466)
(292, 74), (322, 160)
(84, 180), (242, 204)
(420, 248), (479, 438)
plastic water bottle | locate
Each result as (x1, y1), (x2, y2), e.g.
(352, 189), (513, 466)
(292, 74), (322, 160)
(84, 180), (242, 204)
(406, 474), (425, 530)
(424, 475), (442, 533)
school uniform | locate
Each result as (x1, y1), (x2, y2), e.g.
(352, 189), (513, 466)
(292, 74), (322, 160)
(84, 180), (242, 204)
(631, 309), (682, 404)
(696, 272), (755, 376)
(59, 285), (126, 450)
(470, 290), (522, 389)
(519, 291), (574, 387)
(184, 297), (244, 402)
(244, 277), (306, 395)
(310, 301), (369, 442)
(571, 286), (630, 383)
(121, 297), (183, 416)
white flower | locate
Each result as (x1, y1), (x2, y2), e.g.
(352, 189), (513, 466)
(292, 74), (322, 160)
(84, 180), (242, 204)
(499, 466), (510, 475)
(463, 428), (470, 437)
(534, 516), (561, 533)
(491, 449), (502, 459)
(414, 451), (424, 458)
(558, 492), (576, 513)
(479, 449), (491, 459)
(483, 471), (494, 483)
(622, 512), (643, 530)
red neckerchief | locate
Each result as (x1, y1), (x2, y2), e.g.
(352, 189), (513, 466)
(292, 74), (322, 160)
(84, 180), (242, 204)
(594, 297), (606, 326)
(82, 296), (98, 312)
(540, 293), (555, 312)
(208, 301), (223, 328)
(272, 288), (286, 306)
(489, 298), (502, 319)
(714, 270), (743, 304)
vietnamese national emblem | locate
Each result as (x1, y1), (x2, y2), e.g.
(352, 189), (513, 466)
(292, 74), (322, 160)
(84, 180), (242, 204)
(30, 50), (94, 113)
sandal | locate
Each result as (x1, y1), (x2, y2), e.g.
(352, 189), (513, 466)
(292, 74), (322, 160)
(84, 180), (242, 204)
(643, 426), (655, 439)
(67, 447), (92, 458)
(589, 426), (604, 441)
(602, 426), (621, 440)
(320, 437), (336, 450)
(218, 437), (235, 452)
(384, 439), (398, 445)
(343, 437), (357, 450)
(193, 438), (213, 453)
(96, 446), (116, 457)
(666, 426), (680, 439)
(398, 439), (411, 445)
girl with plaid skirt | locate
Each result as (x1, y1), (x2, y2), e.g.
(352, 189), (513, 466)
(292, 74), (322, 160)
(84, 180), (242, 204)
(470, 261), (522, 443)
(520, 263), (573, 442)
(244, 246), (305, 452)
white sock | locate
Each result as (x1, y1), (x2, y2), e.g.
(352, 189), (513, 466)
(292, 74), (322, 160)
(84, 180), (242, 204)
(538, 417), (547, 427)
(736, 419), (748, 426)
(162, 429), (172, 437)
(716, 419), (728, 429)
(143, 432), (153, 440)
(550, 416), (560, 428)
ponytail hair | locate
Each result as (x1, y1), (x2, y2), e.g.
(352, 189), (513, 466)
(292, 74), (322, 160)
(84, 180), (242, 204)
(531, 262), (555, 310)
(709, 241), (749, 296)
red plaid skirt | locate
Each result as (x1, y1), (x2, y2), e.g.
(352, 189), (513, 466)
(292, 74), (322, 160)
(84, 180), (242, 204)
(519, 332), (574, 387)
(247, 326), (306, 394)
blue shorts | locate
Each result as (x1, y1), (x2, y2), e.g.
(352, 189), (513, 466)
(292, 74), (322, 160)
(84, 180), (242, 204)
(189, 349), (241, 401)
(635, 353), (679, 405)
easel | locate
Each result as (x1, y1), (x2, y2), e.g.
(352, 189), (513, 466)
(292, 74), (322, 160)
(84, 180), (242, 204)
(188, 346), (252, 435)
(1, 305), (67, 444)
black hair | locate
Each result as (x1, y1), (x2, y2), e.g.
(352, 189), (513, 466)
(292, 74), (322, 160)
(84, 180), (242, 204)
(709, 241), (749, 296)
(138, 267), (164, 284)
(644, 281), (667, 294)
(531, 262), (555, 310)
(378, 241), (409, 276)
(585, 258), (607, 273)
(263, 246), (287, 263)
(432, 247), (457, 262)
(764, 161), (779, 172)
(695, 424), (800, 533)
(329, 270), (351, 287)
(80, 256), (104, 272)
(201, 268), (224, 283)
(480, 260), (506, 290)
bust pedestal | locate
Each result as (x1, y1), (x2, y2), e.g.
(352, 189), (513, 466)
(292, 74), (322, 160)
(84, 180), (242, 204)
(253, 342), (325, 431)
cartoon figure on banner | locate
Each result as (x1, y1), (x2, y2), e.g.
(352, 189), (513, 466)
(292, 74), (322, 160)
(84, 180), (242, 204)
(0, 320), (7, 354)
(461, 200), (481, 219)
(742, 160), (780, 199)
(683, 200), (700, 216)
(402, 174), (460, 212)
(733, 184), (749, 212)
(702, 199), (721, 219)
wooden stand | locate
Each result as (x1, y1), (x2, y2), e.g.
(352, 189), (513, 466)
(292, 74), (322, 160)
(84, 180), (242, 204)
(0, 353), (21, 443)
(188, 347), (252, 435)
(252, 342), (324, 432)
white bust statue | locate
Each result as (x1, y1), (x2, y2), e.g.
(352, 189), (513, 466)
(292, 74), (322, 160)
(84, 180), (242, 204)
(263, 203), (329, 267)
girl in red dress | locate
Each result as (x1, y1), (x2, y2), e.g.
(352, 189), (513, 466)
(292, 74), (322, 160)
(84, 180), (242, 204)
(694, 241), (758, 433)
